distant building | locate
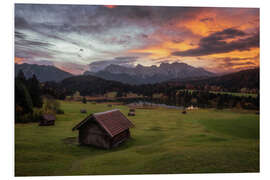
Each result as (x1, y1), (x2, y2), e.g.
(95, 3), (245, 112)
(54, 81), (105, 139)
(72, 109), (134, 149)
(39, 114), (55, 126)
(187, 105), (199, 110)
(80, 109), (87, 113)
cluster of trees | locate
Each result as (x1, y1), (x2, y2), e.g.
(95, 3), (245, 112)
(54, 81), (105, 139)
(15, 70), (43, 123)
(42, 81), (67, 100)
(15, 71), (64, 123)
(168, 68), (259, 92)
(40, 75), (132, 99)
(150, 90), (259, 110)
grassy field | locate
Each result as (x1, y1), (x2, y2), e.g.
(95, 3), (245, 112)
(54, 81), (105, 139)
(15, 101), (259, 176)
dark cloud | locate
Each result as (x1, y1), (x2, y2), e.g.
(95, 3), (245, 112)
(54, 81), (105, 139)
(141, 34), (149, 39)
(205, 55), (259, 73)
(15, 30), (53, 50)
(215, 58), (257, 71)
(172, 28), (259, 57)
(200, 17), (214, 22)
(15, 17), (29, 29)
(88, 56), (138, 72)
(202, 28), (246, 42)
(15, 29), (53, 48)
(172, 39), (184, 43)
(14, 4), (203, 35)
(102, 35), (132, 46)
(17, 39), (53, 47)
(15, 48), (54, 60)
(15, 31), (26, 39)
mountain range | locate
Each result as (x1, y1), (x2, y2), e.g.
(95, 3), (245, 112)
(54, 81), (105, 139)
(56, 67), (259, 97)
(15, 63), (259, 90)
(15, 63), (73, 82)
(84, 62), (215, 84)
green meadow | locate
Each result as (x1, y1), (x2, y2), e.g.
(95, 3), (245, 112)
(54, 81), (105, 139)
(15, 101), (259, 176)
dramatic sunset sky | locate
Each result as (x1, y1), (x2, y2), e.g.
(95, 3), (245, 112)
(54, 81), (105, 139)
(15, 4), (259, 74)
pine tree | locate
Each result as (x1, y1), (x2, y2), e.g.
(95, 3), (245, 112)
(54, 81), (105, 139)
(17, 69), (26, 82)
(82, 96), (87, 104)
(28, 74), (43, 108)
(217, 96), (225, 109)
(15, 80), (33, 114)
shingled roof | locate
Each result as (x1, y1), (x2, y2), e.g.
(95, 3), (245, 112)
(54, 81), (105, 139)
(42, 114), (56, 121)
(72, 109), (134, 137)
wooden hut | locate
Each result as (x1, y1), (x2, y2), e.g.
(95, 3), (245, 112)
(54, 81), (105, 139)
(72, 109), (134, 149)
(39, 114), (55, 126)
(80, 109), (87, 113)
(128, 108), (136, 116)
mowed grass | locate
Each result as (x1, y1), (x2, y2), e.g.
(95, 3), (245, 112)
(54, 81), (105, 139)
(15, 101), (259, 176)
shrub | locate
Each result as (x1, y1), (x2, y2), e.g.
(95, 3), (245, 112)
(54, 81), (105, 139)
(32, 108), (43, 122)
(17, 113), (32, 123)
(56, 109), (64, 114)
(82, 96), (87, 104)
(42, 95), (60, 114)
(15, 105), (23, 119)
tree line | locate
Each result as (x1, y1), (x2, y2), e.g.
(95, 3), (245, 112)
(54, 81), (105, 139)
(39, 75), (259, 110)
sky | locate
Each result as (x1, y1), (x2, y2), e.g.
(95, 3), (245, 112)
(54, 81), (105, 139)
(15, 4), (259, 74)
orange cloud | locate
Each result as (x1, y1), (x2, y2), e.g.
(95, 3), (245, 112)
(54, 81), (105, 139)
(129, 39), (196, 60)
(199, 47), (259, 73)
(177, 8), (259, 37)
(208, 48), (259, 60)
(129, 8), (259, 73)
(104, 5), (116, 9)
(15, 57), (25, 64)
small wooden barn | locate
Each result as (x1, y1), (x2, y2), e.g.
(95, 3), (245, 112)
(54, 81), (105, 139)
(128, 108), (136, 116)
(39, 114), (55, 126)
(72, 109), (134, 149)
(80, 109), (87, 113)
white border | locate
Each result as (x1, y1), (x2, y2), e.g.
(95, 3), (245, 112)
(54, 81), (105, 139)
(11, 0), (261, 8)
(1, 0), (269, 180)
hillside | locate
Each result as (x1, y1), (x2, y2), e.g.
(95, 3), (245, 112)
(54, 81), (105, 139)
(49, 68), (259, 97)
(15, 63), (73, 82)
(85, 71), (170, 85)
(169, 68), (259, 90)
(60, 75), (131, 96)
